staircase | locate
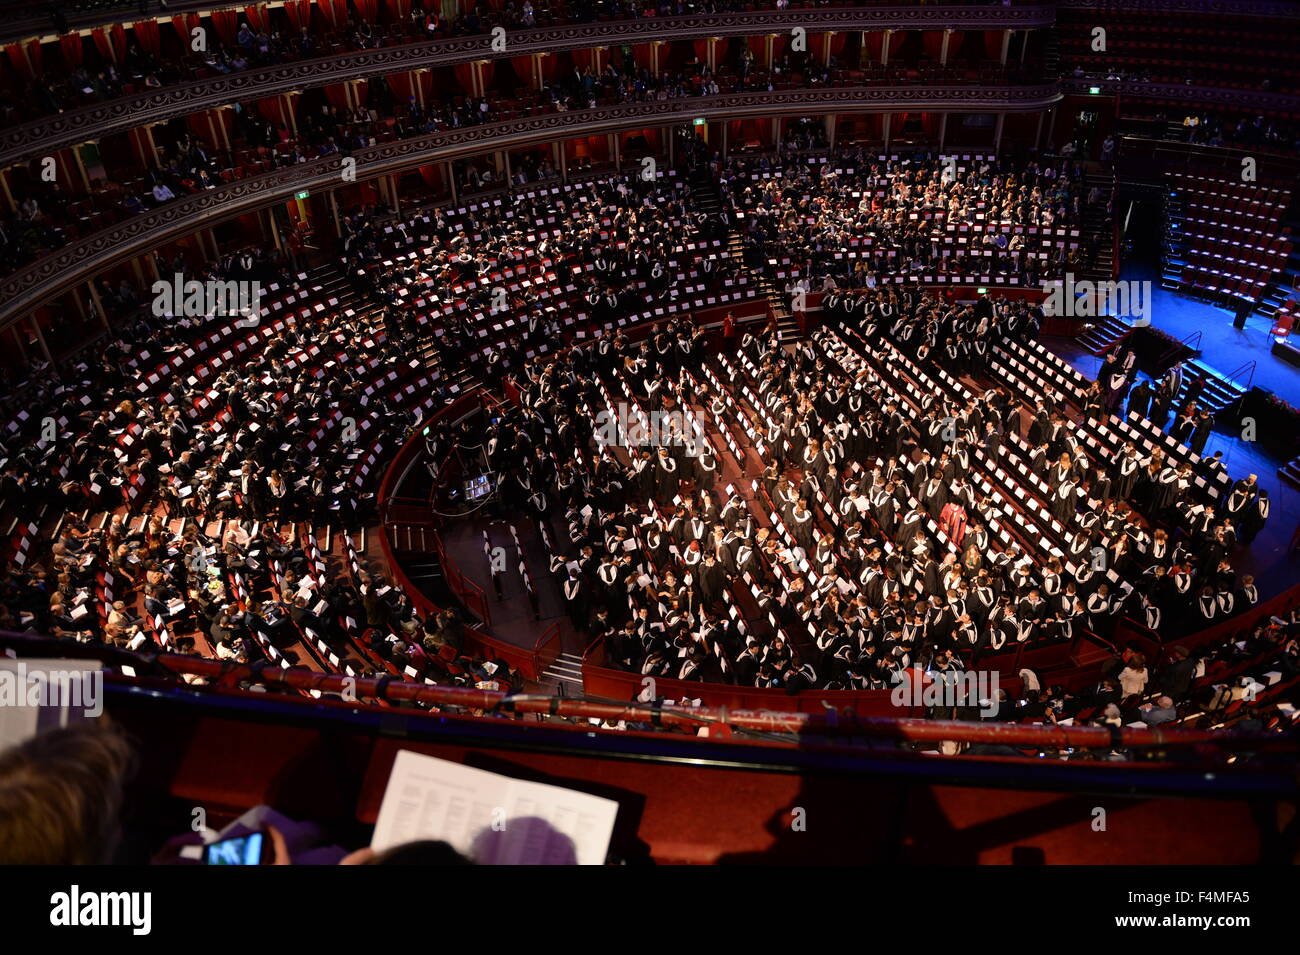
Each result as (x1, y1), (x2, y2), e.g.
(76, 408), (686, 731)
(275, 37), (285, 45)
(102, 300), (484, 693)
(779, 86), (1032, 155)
(690, 166), (800, 341)
(540, 650), (584, 690)
(314, 256), (470, 391)
(1082, 165), (1117, 283)
(1077, 315), (1133, 354)
(1160, 185), (1186, 292)
(1279, 455), (1300, 491)
(1256, 192), (1300, 322)
(1043, 29), (1060, 78)
(1173, 358), (1249, 416)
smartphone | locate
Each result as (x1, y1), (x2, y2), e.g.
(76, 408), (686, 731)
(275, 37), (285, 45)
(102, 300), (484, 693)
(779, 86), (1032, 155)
(203, 830), (271, 865)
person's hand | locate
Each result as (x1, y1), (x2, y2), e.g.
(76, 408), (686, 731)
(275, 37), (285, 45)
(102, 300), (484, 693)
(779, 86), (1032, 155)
(338, 847), (376, 865)
(267, 825), (292, 865)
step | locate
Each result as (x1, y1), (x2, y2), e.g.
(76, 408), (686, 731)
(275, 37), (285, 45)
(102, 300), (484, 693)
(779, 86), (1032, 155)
(1279, 457), (1300, 491)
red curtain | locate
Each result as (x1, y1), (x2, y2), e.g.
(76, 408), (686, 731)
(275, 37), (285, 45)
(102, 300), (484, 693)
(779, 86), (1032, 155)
(537, 52), (557, 83)
(92, 26), (126, 64)
(26, 38), (43, 75)
(631, 43), (653, 70)
(863, 31), (897, 64)
(187, 112), (219, 149)
(172, 14), (201, 49)
(5, 44), (33, 80)
(60, 33), (83, 67)
(949, 31), (975, 62)
(511, 54), (538, 89)
(747, 35), (787, 67)
(387, 72), (413, 100)
(984, 30), (1007, 61)
(127, 127), (156, 167)
(922, 31), (946, 61)
(808, 32), (846, 63)
(325, 83), (351, 108)
(256, 96), (289, 125)
(355, 0), (379, 22)
(453, 62), (492, 95)
(319, 0), (347, 30)
(418, 165), (439, 189)
(211, 10), (239, 45)
(415, 70), (434, 100)
(569, 46), (606, 72)
(244, 5), (270, 33)
(134, 20), (161, 57)
(284, 0), (311, 31)
(386, 0), (412, 20)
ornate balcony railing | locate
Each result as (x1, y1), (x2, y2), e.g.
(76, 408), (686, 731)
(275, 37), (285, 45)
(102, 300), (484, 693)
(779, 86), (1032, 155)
(0, 0), (1057, 47)
(1059, 76), (1300, 113)
(0, 5), (1056, 169)
(1057, 0), (1300, 17)
(0, 82), (1061, 328)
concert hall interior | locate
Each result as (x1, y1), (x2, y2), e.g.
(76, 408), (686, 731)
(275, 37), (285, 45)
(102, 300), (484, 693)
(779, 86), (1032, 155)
(0, 0), (1297, 871)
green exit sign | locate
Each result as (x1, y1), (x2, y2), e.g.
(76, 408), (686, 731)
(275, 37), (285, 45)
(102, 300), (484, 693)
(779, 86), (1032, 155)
(693, 118), (706, 127)
(294, 190), (310, 200)
(1089, 86), (1101, 95)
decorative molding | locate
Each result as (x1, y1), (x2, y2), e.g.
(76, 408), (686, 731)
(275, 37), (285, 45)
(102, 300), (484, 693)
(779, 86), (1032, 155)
(1060, 77), (1300, 112)
(1057, 0), (1300, 18)
(0, 83), (1061, 328)
(0, 6), (1056, 169)
(0, 2), (1057, 48)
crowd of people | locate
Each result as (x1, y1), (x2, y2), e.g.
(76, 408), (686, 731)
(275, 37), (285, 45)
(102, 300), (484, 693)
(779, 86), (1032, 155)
(347, 165), (739, 380)
(1, 1), (1062, 282)
(0, 231), (521, 695)
(481, 291), (1272, 705)
(0, 142), (1292, 747)
(722, 152), (1102, 287)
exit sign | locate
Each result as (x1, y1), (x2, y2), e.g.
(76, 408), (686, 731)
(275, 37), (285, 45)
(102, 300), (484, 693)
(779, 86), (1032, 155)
(693, 118), (706, 127)
(294, 190), (310, 200)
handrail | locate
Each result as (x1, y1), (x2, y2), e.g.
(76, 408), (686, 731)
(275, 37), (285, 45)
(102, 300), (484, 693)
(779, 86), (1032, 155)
(532, 619), (565, 678)
(432, 529), (492, 628)
(1181, 329), (1203, 350)
(1226, 360), (1257, 391)
(2, 630), (1292, 752)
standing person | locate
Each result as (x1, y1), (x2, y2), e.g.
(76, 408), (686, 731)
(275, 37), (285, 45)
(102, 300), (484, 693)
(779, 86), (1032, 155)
(1189, 409), (1213, 457)
(1126, 377), (1153, 420)
(1240, 488), (1270, 545)
(1118, 653), (1149, 700)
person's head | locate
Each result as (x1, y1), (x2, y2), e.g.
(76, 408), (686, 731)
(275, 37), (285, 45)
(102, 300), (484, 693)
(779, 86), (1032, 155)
(0, 722), (136, 865)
